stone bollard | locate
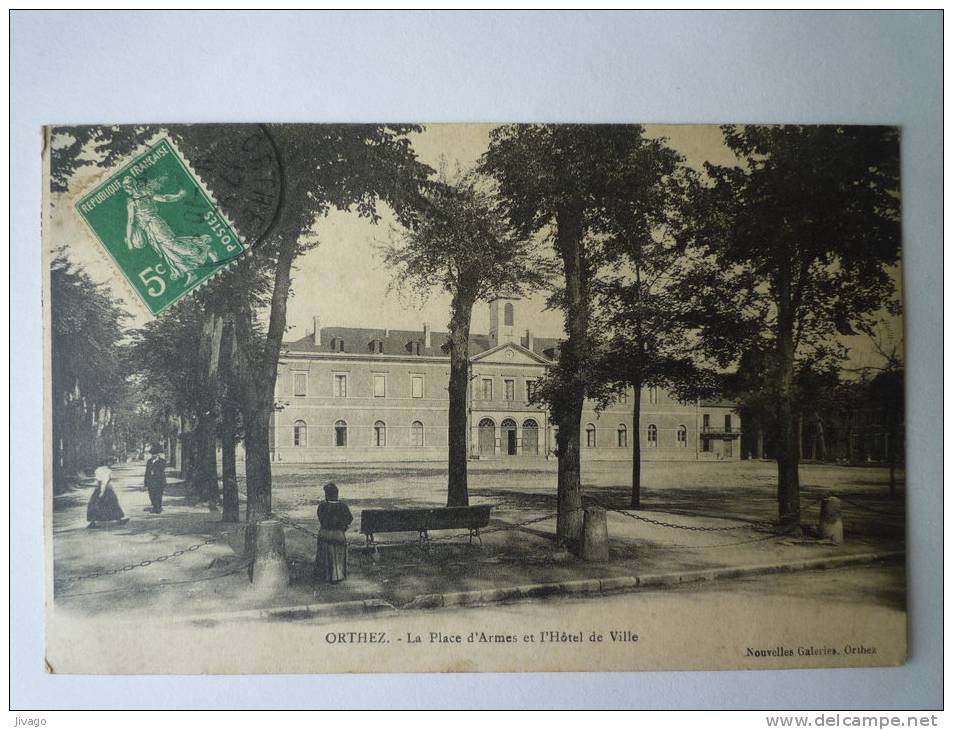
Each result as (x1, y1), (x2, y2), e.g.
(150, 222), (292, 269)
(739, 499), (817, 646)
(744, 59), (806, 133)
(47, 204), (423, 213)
(580, 506), (609, 562)
(248, 520), (290, 593)
(818, 496), (844, 545)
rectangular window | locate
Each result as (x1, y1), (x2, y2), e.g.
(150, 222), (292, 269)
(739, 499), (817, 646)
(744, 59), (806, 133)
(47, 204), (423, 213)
(293, 372), (307, 397)
(411, 375), (424, 399)
(724, 414), (732, 433)
(703, 414), (710, 432)
(618, 390), (627, 404)
(374, 374), (386, 398)
(504, 379), (515, 401)
(334, 374), (348, 398)
(482, 378), (493, 401)
(648, 387), (659, 404)
(525, 380), (536, 402)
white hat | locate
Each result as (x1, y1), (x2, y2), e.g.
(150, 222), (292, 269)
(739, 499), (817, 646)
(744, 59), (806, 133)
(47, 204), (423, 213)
(94, 465), (112, 484)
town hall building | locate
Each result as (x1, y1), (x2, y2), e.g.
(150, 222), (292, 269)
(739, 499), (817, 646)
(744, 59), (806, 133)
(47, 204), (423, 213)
(269, 297), (740, 464)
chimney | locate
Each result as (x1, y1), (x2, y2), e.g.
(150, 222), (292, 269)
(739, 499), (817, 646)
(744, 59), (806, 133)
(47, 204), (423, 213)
(423, 322), (431, 349)
(312, 316), (322, 347)
(525, 328), (534, 352)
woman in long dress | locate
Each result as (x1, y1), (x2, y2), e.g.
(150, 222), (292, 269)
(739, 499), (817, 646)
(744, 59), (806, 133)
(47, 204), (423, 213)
(122, 176), (215, 286)
(87, 465), (127, 527)
(314, 482), (353, 584)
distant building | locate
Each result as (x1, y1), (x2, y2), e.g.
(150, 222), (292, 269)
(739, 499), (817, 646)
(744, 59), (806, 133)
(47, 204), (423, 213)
(270, 297), (740, 464)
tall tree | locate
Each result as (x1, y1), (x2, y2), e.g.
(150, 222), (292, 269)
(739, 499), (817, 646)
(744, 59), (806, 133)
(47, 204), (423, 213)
(381, 171), (550, 507)
(683, 125), (901, 527)
(50, 252), (130, 488)
(482, 124), (677, 545)
(52, 124), (433, 529)
(589, 137), (714, 509)
(224, 125), (433, 524)
(127, 301), (222, 504)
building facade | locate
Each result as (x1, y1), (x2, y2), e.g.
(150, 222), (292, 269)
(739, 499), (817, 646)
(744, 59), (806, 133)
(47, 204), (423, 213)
(269, 298), (740, 464)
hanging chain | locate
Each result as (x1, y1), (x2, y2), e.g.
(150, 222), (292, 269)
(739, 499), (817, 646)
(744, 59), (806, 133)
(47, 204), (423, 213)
(56, 524), (246, 585)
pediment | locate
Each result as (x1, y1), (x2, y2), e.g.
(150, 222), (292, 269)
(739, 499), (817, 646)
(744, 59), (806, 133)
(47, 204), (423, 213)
(470, 342), (550, 366)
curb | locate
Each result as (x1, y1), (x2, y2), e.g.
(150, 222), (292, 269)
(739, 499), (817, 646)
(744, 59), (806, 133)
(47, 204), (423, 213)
(399, 550), (904, 611)
(176, 550), (903, 624)
(175, 597), (396, 625)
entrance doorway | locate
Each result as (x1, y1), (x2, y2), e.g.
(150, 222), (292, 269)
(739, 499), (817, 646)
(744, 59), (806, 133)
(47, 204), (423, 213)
(478, 419), (495, 457)
(501, 418), (518, 456)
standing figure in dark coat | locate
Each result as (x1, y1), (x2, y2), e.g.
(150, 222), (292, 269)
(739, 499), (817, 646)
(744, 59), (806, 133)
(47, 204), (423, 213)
(314, 482), (353, 584)
(87, 466), (127, 527)
(144, 445), (167, 514)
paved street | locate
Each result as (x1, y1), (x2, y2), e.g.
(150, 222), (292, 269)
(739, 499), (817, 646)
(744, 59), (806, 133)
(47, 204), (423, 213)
(51, 460), (905, 619)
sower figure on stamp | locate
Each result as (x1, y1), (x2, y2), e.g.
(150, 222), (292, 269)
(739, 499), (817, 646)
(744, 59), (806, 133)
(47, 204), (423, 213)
(144, 444), (167, 514)
(314, 482), (353, 585)
(122, 175), (216, 287)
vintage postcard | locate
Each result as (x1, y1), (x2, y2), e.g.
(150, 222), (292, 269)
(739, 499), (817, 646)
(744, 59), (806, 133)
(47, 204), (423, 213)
(44, 123), (906, 674)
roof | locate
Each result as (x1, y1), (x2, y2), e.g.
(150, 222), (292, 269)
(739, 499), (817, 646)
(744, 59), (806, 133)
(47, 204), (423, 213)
(284, 326), (562, 360)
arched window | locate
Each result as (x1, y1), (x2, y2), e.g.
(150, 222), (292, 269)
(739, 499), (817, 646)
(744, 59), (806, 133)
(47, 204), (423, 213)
(522, 419), (539, 455)
(617, 424), (627, 448)
(585, 423), (597, 448)
(293, 420), (307, 447)
(677, 425), (687, 447)
(478, 418), (495, 456)
(504, 302), (514, 326)
(374, 420), (386, 447)
(334, 420), (347, 447)
(411, 421), (424, 447)
(647, 424), (658, 447)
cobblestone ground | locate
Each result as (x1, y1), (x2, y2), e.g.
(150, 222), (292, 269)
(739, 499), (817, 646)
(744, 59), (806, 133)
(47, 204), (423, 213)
(51, 460), (905, 617)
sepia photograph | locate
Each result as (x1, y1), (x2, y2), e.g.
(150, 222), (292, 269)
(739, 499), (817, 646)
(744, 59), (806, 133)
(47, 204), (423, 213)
(44, 121), (907, 674)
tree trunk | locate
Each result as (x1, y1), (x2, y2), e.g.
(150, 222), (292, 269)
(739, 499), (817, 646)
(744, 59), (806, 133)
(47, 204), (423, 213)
(755, 425), (764, 460)
(775, 283), (801, 528)
(221, 402), (240, 522)
(191, 410), (220, 506)
(168, 429), (178, 469)
(233, 226), (295, 534)
(553, 203), (588, 546)
(814, 413), (827, 462)
(243, 409), (272, 521)
(446, 287), (476, 507)
(181, 430), (195, 482)
(630, 377), (642, 509)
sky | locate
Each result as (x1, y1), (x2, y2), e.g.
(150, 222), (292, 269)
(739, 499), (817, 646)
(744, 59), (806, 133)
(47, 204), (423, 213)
(48, 123), (901, 370)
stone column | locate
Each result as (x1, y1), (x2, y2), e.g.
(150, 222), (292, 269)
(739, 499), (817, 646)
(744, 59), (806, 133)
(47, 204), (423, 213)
(818, 496), (844, 544)
(248, 520), (290, 593)
(580, 506), (609, 562)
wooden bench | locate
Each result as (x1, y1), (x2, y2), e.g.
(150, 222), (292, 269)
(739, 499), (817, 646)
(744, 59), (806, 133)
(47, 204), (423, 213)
(360, 505), (492, 546)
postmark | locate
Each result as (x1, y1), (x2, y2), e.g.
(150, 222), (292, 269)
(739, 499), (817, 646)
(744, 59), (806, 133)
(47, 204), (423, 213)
(74, 137), (248, 315)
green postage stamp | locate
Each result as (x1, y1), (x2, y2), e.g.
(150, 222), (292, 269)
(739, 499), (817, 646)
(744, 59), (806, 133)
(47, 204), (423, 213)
(75, 138), (246, 315)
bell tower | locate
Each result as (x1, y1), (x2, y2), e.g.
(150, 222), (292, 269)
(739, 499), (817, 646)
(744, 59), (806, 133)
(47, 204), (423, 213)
(489, 296), (519, 347)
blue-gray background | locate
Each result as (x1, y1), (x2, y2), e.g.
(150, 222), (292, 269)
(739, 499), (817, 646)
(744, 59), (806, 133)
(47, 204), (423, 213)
(11, 10), (942, 710)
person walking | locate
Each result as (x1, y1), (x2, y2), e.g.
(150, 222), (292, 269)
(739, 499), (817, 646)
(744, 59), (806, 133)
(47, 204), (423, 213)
(144, 445), (167, 514)
(314, 482), (353, 585)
